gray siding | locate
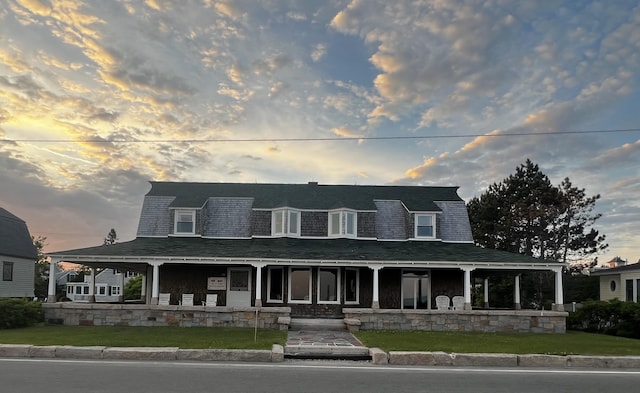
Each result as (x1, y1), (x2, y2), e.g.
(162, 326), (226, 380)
(136, 196), (174, 237)
(203, 198), (253, 237)
(357, 212), (376, 238)
(251, 211), (271, 236)
(434, 201), (473, 242)
(375, 200), (407, 240)
(301, 212), (328, 237)
(0, 255), (34, 298)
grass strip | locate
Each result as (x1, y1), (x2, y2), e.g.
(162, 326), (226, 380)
(0, 326), (287, 350)
(354, 330), (640, 356)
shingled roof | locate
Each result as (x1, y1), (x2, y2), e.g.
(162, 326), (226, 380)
(0, 207), (37, 260)
(146, 182), (463, 211)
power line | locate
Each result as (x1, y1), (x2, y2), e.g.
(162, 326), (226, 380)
(2, 128), (640, 144)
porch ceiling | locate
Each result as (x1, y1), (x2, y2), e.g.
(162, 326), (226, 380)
(49, 237), (564, 270)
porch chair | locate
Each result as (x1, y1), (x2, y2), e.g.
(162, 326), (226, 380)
(452, 295), (465, 311)
(203, 294), (218, 307)
(435, 295), (451, 310)
(158, 293), (171, 306)
(181, 293), (194, 306)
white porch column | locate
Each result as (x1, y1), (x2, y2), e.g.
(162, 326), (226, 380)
(140, 273), (147, 303)
(554, 267), (564, 311)
(462, 268), (473, 310)
(47, 257), (58, 303)
(252, 263), (266, 307)
(118, 270), (125, 303)
(483, 277), (489, 308)
(88, 268), (96, 303)
(514, 274), (521, 310)
(371, 266), (381, 309)
(150, 262), (163, 305)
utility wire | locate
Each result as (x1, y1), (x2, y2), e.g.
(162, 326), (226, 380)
(2, 128), (640, 144)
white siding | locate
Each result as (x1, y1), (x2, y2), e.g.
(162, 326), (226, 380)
(0, 255), (35, 298)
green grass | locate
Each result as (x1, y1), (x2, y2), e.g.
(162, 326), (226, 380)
(0, 326), (287, 350)
(354, 330), (640, 356)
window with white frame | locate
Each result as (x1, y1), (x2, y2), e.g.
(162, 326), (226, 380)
(344, 268), (359, 304)
(328, 210), (357, 238)
(174, 209), (196, 235)
(289, 267), (311, 303)
(267, 267), (284, 302)
(97, 285), (107, 295)
(111, 286), (121, 296)
(272, 209), (300, 237)
(415, 214), (435, 238)
(318, 268), (340, 303)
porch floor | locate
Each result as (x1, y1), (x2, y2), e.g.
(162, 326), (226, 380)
(285, 329), (370, 360)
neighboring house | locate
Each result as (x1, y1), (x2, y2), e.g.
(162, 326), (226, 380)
(48, 181), (566, 319)
(604, 256), (628, 268)
(592, 263), (640, 303)
(65, 268), (139, 302)
(0, 207), (36, 298)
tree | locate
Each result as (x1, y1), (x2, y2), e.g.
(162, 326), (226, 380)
(32, 235), (50, 299)
(467, 160), (608, 308)
(123, 275), (143, 300)
(104, 228), (118, 246)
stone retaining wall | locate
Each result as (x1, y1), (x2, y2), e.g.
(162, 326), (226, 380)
(343, 308), (567, 333)
(43, 303), (291, 330)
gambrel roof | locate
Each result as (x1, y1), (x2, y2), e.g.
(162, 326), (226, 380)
(147, 181), (463, 211)
(0, 207), (37, 260)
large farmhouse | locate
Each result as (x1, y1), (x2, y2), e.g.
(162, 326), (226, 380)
(45, 182), (567, 333)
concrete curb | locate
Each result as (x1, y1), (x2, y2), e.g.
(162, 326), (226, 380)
(3, 344), (640, 368)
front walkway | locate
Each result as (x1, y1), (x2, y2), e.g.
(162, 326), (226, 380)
(284, 330), (370, 360)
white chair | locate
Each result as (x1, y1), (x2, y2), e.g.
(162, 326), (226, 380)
(181, 293), (194, 306)
(158, 293), (170, 306)
(435, 295), (451, 310)
(204, 294), (218, 307)
(452, 295), (465, 311)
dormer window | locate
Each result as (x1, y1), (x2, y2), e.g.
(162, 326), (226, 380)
(174, 209), (196, 235)
(328, 210), (357, 238)
(415, 213), (435, 239)
(272, 209), (300, 237)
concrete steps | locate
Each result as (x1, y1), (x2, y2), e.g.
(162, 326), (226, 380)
(285, 324), (371, 360)
(289, 318), (347, 331)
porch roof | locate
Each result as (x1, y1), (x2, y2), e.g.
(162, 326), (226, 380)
(49, 237), (562, 269)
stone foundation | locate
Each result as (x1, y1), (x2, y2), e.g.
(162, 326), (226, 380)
(43, 303), (291, 330)
(343, 308), (567, 333)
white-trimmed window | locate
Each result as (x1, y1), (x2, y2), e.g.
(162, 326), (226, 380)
(328, 210), (357, 238)
(97, 285), (107, 295)
(267, 267), (284, 302)
(174, 209), (196, 235)
(318, 268), (340, 304)
(289, 267), (312, 303)
(111, 286), (121, 296)
(272, 209), (300, 237)
(344, 268), (359, 304)
(415, 214), (435, 239)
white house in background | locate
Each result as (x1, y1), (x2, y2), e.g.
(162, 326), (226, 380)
(0, 207), (36, 298)
(66, 269), (140, 302)
(592, 263), (640, 303)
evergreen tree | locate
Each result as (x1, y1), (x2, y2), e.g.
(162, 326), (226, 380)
(32, 235), (50, 299)
(103, 228), (118, 246)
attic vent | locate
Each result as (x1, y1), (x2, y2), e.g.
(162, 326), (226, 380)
(308, 181), (318, 185)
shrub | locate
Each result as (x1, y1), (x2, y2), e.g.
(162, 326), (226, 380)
(568, 299), (640, 338)
(0, 299), (44, 329)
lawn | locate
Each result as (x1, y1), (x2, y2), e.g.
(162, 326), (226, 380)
(354, 330), (640, 356)
(0, 326), (287, 350)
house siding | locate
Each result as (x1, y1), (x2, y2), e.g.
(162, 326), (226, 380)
(0, 255), (35, 298)
(251, 211), (271, 236)
(374, 201), (407, 240)
(203, 198), (253, 237)
(136, 196), (174, 236)
(357, 212), (376, 238)
(301, 211), (328, 237)
(434, 201), (473, 242)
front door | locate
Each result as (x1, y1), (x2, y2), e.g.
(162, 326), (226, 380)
(402, 270), (430, 309)
(227, 267), (251, 307)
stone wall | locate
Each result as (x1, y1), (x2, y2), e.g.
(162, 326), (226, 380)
(343, 308), (567, 333)
(43, 303), (291, 330)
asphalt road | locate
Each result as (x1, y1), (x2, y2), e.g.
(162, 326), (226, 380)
(2, 358), (640, 393)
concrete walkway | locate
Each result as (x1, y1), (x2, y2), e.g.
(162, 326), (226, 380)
(285, 330), (370, 360)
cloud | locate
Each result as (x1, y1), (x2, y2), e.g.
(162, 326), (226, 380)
(311, 43), (327, 62)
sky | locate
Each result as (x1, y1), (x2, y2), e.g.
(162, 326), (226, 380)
(0, 0), (638, 265)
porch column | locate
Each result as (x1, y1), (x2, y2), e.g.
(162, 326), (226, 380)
(462, 268), (473, 310)
(118, 270), (125, 303)
(47, 257), (58, 303)
(371, 266), (381, 309)
(150, 262), (163, 305)
(483, 278), (489, 308)
(514, 274), (521, 310)
(140, 273), (147, 303)
(252, 263), (266, 307)
(88, 268), (96, 303)
(554, 267), (564, 311)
